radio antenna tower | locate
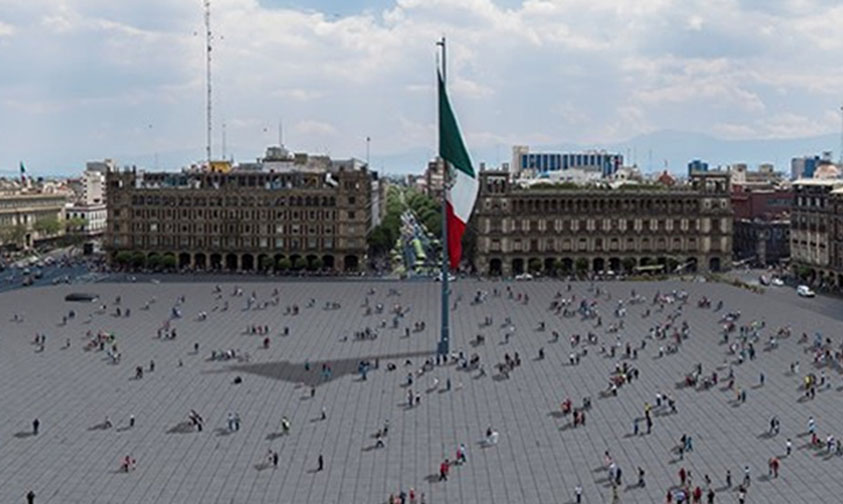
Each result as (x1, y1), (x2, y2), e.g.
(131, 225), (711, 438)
(204, 0), (213, 164)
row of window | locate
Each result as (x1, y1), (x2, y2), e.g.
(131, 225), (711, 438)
(0, 198), (65, 209)
(486, 235), (712, 254)
(507, 197), (706, 214)
(125, 222), (339, 235)
(485, 217), (729, 234)
(124, 208), (349, 221)
(113, 236), (337, 251)
(128, 194), (351, 208)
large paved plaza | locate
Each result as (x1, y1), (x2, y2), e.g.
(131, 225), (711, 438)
(1, 278), (842, 503)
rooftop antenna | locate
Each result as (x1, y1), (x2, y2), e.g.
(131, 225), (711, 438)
(204, 0), (212, 164)
(278, 119), (283, 147)
(221, 120), (227, 160)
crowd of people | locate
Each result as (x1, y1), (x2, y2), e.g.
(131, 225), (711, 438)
(11, 277), (843, 503)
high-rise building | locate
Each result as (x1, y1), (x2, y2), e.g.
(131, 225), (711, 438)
(687, 159), (709, 177)
(791, 156), (821, 180)
(511, 146), (622, 178)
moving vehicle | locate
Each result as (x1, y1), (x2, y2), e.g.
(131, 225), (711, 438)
(797, 285), (815, 297)
(515, 273), (534, 281)
(771, 278), (784, 287)
(434, 272), (456, 282)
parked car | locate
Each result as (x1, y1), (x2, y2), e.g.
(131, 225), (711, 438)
(797, 285), (815, 297)
(771, 278), (784, 287)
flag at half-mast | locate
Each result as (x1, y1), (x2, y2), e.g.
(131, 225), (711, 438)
(438, 71), (478, 270)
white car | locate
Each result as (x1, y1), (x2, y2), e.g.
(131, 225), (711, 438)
(434, 272), (456, 282)
(515, 273), (534, 281)
(797, 285), (815, 297)
(771, 278), (784, 287)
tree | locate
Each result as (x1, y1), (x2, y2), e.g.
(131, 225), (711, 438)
(622, 257), (637, 273)
(147, 254), (162, 269)
(64, 217), (87, 233)
(367, 225), (393, 255)
(528, 258), (542, 273)
(0, 223), (27, 248)
(575, 257), (589, 276)
(293, 257), (307, 271)
(130, 251), (146, 268)
(161, 255), (177, 270)
(33, 217), (61, 237)
(115, 250), (133, 265)
(308, 257), (323, 271)
(259, 255), (274, 271)
(552, 258), (564, 276)
(276, 257), (291, 271)
(424, 213), (441, 237)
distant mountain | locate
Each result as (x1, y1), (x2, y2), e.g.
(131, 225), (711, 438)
(32, 129), (839, 177)
(596, 130), (840, 175)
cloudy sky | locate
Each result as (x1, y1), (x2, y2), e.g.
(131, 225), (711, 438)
(1, 0), (842, 175)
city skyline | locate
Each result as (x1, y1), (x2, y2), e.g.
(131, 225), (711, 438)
(1, 0), (842, 175)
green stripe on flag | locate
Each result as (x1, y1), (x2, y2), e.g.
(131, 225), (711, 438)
(438, 72), (474, 178)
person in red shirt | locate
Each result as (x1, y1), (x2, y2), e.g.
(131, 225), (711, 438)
(439, 459), (450, 481)
(693, 486), (702, 503)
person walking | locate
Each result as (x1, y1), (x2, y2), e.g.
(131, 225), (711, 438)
(574, 484), (582, 503)
(439, 459), (450, 481)
(26, 490), (35, 504)
(317, 454), (324, 472)
(32, 418), (39, 436)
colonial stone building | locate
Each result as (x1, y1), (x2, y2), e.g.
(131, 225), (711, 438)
(791, 179), (843, 287)
(473, 171), (733, 276)
(0, 192), (68, 249)
(105, 162), (378, 272)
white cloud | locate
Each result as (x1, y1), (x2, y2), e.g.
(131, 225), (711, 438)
(294, 120), (337, 136)
(0, 20), (16, 37)
(0, 0), (841, 173)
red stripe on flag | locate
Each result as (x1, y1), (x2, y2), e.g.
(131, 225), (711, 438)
(446, 201), (466, 271)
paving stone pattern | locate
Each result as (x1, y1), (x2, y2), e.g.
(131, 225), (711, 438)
(0, 279), (841, 503)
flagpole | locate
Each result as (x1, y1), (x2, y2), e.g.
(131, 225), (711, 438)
(437, 36), (450, 358)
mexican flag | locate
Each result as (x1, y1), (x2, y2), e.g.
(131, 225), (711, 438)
(438, 71), (478, 270)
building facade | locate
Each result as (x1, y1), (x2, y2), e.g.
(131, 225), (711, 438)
(105, 163), (378, 272)
(687, 159), (709, 177)
(0, 193), (68, 249)
(731, 187), (792, 266)
(474, 171), (733, 276)
(791, 179), (843, 287)
(65, 204), (107, 237)
(512, 146), (622, 178)
(791, 155), (822, 180)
